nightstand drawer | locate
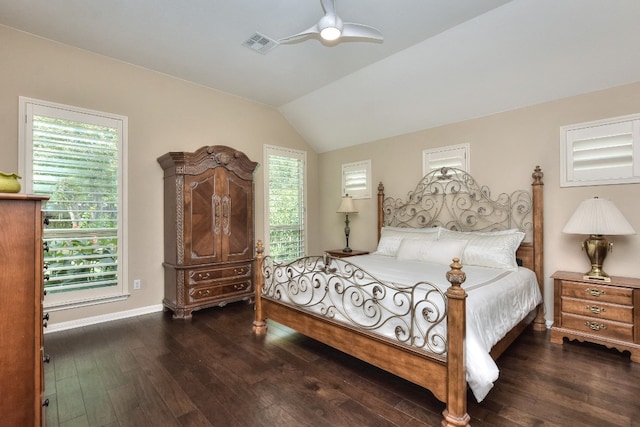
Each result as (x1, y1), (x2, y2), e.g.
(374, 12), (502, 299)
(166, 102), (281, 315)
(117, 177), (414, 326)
(561, 297), (633, 323)
(561, 313), (633, 342)
(561, 281), (632, 305)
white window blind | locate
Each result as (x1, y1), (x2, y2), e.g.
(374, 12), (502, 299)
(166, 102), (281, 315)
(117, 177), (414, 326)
(422, 143), (470, 176)
(561, 114), (640, 187)
(264, 145), (306, 262)
(342, 160), (371, 199)
(19, 97), (128, 309)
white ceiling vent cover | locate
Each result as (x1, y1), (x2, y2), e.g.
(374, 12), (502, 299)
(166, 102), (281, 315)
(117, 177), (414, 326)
(242, 32), (278, 54)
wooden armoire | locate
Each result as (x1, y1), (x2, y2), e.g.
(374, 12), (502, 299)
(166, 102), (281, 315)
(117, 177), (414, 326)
(0, 194), (49, 426)
(158, 145), (258, 319)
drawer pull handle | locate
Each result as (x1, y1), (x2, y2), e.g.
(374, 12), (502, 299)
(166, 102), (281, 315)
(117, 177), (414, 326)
(586, 305), (605, 314)
(585, 288), (605, 297)
(42, 398), (49, 407)
(585, 321), (606, 331)
(43, 354), (51, 363)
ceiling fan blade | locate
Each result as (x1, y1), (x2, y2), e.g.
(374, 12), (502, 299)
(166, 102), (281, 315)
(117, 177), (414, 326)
(278, 24), (320, 43)
(341, 23), (384, 41)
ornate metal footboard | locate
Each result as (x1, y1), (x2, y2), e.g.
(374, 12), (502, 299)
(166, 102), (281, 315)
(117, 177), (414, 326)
(260, 253), (449, 356)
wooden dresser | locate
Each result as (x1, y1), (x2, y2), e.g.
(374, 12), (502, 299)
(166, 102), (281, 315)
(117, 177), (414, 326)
(550, 270), (640, 362)
(0, 194), (49, 426)
(158, 146), (258, 319)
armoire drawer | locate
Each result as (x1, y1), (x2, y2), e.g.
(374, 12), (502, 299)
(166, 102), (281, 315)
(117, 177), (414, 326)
(188, 262), (252, 286)
(188, 279), (252, 303)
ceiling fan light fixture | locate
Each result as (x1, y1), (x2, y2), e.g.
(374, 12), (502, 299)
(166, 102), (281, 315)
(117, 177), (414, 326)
(320, 26), (341, 41)
(318, 14), (343, 41)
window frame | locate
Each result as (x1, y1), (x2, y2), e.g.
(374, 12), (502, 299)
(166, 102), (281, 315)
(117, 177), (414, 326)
(18, 97), (129, 311)
(341, 159), (371, 199)
(422, 143), (470, 176)
(560, 113), (640, 187)
(263, 144), (307, 261)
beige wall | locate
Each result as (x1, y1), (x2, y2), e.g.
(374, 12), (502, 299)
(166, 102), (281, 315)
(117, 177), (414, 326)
(3, 24), (640, 327)
(319, 82), (640, 323)
(0, 26), (319, 324)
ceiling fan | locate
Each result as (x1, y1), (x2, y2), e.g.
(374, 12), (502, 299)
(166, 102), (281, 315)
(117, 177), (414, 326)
(278, 0), (383, 44)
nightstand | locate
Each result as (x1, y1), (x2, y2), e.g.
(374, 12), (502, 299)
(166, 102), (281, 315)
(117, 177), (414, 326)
(325, 249), (369, 258)
(550, 270), (640, 362)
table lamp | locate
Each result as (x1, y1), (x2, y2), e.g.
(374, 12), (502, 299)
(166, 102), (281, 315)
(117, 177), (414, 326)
(562, 197), (635, 281)
(336, 195), (358, 253)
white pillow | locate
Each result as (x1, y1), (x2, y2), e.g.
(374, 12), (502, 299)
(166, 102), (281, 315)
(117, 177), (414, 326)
(374, 227), (439, 257)
(396, 239), (468, 265)
(438, 228), (525, 270)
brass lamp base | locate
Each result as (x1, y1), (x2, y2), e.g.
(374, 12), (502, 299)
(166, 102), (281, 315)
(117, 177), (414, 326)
(582, 234), (612, 282)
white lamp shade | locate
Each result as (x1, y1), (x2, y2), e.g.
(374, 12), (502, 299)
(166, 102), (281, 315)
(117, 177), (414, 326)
(337, 195), (357, 214)
(562, 197), (636, 235)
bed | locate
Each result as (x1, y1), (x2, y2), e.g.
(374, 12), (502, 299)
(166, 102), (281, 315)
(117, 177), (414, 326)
(252, 166), (545, 427)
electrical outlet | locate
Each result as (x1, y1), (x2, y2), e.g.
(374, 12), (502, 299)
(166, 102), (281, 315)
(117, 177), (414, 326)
(133, 279), (141, 290)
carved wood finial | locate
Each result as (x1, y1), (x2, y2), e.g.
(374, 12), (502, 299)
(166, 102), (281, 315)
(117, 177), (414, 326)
(532, 166), (544, 185)
(446, 258), (466, 297)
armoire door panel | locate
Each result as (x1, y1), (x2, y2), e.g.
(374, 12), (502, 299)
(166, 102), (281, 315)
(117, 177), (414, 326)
(185, 174), (219, 264)
(226, 173), (253, 260)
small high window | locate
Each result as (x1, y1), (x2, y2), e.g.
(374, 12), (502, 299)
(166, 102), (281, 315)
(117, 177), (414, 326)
(422, 143), (469, 176)
(560, 114), (640, 187)
(342, 160), (371, 199)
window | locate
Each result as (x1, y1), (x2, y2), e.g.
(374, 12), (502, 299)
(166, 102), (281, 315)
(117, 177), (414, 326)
(264, 145), (306, 262)
(560, 114), (640, 187)
(422, 143), (470, 176)
(19, 97), (128, 310)
(342, 160), (371, 199)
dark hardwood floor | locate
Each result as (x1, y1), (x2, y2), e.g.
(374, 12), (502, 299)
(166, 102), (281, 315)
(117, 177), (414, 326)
(43, 302), (640, 427)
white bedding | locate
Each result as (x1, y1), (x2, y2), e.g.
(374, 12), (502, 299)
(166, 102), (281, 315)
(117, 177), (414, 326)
(264, 253), (542, 402)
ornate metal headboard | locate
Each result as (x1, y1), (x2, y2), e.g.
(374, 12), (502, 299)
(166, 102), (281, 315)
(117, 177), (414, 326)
(381, 167), (534, 241)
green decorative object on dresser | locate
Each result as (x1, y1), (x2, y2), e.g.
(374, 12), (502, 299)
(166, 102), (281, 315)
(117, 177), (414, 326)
(0, 172), (21, 193)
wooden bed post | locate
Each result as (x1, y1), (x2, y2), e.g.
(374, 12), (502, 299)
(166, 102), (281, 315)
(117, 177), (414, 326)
(442, 258), (471, 427)
(531, 166), (546, 332)
(252, 240), (267, 334)
(377, 182), (385, 242)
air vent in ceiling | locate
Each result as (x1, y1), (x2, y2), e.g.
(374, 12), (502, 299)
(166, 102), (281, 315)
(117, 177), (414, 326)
(242, 32), (278, 54)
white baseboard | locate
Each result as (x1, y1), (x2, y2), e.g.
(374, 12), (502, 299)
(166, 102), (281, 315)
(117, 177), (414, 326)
(45, 304), (165, 334)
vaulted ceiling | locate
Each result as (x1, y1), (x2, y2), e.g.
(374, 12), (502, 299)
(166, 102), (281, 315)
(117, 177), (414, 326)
(2, 0), (640, 152)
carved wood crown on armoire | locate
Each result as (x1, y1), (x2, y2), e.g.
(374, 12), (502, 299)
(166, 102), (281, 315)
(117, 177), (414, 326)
(158, 145), (258, 319)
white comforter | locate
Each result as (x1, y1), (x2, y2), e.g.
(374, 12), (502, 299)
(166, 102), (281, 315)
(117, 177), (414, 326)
(353, 254), (541, 401)
(266, 254), (542, 401)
